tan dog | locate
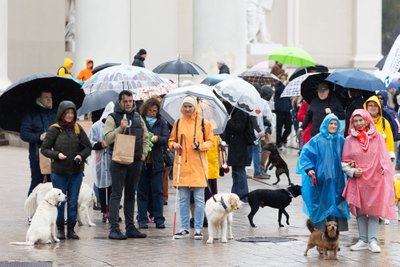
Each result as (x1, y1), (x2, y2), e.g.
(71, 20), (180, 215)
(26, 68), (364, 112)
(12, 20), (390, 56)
(304, 219), (339, 260)
(10, 188), (66, 246)
(205, 193), (242, 244)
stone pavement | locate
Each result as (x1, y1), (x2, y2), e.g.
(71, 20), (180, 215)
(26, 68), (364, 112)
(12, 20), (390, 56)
(0, 145), (399, 267)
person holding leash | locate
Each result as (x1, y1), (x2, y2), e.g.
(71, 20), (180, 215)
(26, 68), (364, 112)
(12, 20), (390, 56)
(168, 96), (215, 240)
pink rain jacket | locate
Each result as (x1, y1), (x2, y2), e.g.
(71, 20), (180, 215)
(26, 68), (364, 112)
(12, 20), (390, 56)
(342, 109), (396, 219)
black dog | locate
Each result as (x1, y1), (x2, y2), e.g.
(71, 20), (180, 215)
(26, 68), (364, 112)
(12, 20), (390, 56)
(263, 143), (292, 185)
(244, 184), (302, 227)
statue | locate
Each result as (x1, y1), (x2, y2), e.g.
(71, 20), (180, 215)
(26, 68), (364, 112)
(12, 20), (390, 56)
(65, 0), (76, 52)
(247, 0), (273, 44)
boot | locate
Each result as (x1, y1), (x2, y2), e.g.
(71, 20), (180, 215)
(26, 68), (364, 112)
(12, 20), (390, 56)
(67, 223), (80, 240)
(57, 224), (65, 240)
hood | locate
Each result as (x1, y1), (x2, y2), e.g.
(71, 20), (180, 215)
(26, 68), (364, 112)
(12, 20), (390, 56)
(363, 95), (382, 117)
(319, 113), (341, 138)
(56, 100), (77, 122)
(86, 58), (93, 69)
(377, 90), (388, 106)
(348, 109), (376, 135)
(100, 101), (114, 122)
(63, 57), (74, 70)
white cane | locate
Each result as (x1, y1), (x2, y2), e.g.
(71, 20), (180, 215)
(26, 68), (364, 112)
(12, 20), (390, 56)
(172, 134), (184, 240)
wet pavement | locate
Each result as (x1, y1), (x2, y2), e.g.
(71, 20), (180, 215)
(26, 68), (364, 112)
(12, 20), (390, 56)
(0, 145), (399, 266)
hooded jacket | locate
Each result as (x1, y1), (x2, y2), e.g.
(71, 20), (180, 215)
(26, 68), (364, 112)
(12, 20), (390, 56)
(363, 95), (395, 158)
(218, 64), (230, 74)
(57, 58), (74, 77)
(168, 106), (215, 187)
(41, 101), (92, 175)
(76, 59), (93, 82)
(132, 53), (145, 68)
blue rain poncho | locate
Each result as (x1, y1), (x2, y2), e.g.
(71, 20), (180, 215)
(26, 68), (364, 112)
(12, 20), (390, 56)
(296, 113), (350, 225)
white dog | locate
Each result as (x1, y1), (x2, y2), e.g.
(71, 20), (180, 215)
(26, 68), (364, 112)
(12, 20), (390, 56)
(24, 182), (97, 227)
(10, 188), (66, 246)
(205, 193), (242, 244)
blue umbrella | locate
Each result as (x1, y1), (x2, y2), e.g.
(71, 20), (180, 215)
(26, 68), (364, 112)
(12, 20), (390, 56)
(77, 90), (119, 116)
(325, 69), (386, 92)
(200, 74), (235, 86)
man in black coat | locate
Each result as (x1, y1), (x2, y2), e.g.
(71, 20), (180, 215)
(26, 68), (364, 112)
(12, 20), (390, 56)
(132, 49), (147, 68)
(344, 89), (365, 136)
(217, 60), (230, 74)
(20, 90), (56, 196)
(274, 80), (292, 148)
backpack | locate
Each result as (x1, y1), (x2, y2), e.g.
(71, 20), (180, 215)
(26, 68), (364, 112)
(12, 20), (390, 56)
(51, 123), (81, 137)
(382, 107), (400, 141)
(175, 118), (205, 142)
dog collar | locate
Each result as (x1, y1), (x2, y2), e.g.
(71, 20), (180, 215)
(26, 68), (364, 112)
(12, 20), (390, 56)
(45, 200), (58, 207)
(284, 189), (294, 198)
(213, 195), (228, 211)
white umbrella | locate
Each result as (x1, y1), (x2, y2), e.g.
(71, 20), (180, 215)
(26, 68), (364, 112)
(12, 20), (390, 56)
(213, 78), (263, 116)
(82, 64), (171, 99)
(280, 73), (310, 98)
(160, 85), (228, 134)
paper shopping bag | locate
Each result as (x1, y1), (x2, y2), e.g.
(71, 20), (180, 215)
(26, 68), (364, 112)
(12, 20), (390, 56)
(112, 134), (136, 165)
(39, 149), (51, 175)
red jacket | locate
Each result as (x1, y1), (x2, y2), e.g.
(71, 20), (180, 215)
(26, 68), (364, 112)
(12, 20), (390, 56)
(298, 102), (312, 145)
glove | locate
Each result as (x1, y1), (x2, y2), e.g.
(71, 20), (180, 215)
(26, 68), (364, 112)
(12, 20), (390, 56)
(311, 173), (317, 185)
(40, 132), (46, 141)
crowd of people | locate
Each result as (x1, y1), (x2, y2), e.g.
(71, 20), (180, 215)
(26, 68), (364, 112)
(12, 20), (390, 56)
(19, 55), (399, 254)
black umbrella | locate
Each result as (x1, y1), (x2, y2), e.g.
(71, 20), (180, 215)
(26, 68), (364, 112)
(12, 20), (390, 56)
(92, 63), (121, 75)
(77, 90), (119, 116)
(300, 73), (333, 104)
(152, 58), (207, 85)
(375, 56), (386, 70)
(289, 64), (329, 81)
(0, 74), (85, 132)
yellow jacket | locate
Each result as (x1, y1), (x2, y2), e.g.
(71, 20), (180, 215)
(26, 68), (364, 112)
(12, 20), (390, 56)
(168, 108), (215, 187)
(57, 58), (74, 77)
(207, 135), (221, 179)
(363, 95), (395, 158)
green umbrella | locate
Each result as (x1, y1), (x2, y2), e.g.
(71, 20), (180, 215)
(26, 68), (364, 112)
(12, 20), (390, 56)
(269, 47), (315, 67)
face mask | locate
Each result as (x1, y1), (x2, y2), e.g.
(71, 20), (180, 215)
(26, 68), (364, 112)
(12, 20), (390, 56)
(146, 117), (157, 127)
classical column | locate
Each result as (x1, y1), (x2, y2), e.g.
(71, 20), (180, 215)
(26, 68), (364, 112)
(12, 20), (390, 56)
(0, 0), (11, 93)
(193, 0), (247, 75)
(353, 0), (382, 68)
(287, 0), (300, 47)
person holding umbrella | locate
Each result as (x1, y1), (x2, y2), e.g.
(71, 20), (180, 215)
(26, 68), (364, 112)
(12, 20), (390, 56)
(169, 96), (215, 240)
(41, 101), (92, 240)
(20, 89), (57, 197)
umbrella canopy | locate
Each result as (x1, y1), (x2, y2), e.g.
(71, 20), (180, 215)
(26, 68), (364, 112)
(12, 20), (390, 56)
(153, 58), (207, 85)
(200, 74), (235, 86)
(77, 90), (119, 116)
(250, 61), (270, 72)
(0, 74), (85, 132)
(326, 69), (386, 92)
(92, 63), (120, 75)
(213, 78), (263, 116)
(281, 73), (312, 98)
(269, 47), (315, 67)
(288, 64), (329, 81)
(238, 70), (280, 86)
(300, 73), (332, 104)
(82, 64), (168, 95)
(160, 85), (228, 134)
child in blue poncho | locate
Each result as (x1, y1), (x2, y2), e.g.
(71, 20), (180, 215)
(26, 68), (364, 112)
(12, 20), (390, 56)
(297, 113), (350, 231)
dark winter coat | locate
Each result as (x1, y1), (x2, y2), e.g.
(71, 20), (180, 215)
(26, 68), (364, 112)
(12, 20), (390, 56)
(300, 95), (345, 137)
(224, 108), (252, 167)
(41, 101), (92, 175)
(274, 82), (291, 113)
(20, 105), (56, 162)
(344, 96), (365, 137)
(132, 54), (145, 68)
(219, 64), (230, 74)
(144, 118), (170, 172)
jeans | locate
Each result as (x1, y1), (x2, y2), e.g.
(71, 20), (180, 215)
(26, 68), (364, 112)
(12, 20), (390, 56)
(179, 187), (205, 232)
(137, 164), (165, 225)
(356, 208), (379, 243)
(28, 159), (45, 196)
(51, 172), (82, 226)
(231, 166), (248, 201)
(109, 160), (143, 232)
(248, 144), (261, 176)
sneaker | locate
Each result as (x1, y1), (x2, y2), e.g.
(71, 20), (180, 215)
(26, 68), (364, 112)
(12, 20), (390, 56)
(368, 240), (381, 253)
(126, 227), (147, 238)
(108, 230), (127, 240)
(350, 240), (369, 251)
(384, 219), (390, 225)
(156, 223), (165, 229)
(173, 229), (190, 239)
(194, 231), (203, 240)
(254, 174), (271, 179)
(138, 223), (148, 229)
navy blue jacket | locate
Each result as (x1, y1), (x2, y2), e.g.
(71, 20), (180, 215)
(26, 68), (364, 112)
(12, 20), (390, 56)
(145, 117), (170, 172)
(274, 82), (291, 113)
(20, 106), (56, 162)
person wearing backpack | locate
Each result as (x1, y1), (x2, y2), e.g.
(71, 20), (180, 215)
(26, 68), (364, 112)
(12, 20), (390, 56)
(57, 57), (74, 77)
(41, 101), (92, 240)
(363, 95), (395, 160)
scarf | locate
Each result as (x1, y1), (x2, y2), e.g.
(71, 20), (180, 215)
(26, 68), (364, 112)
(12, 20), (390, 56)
(36, 98), (51, 109)
(146, 117), (157, 128)
(60, 116), (74, 129)
(351, 127), (370, 151)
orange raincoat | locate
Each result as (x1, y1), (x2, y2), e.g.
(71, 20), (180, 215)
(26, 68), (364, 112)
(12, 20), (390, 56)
(76, 59), (93, 82)
(168, 108), (215, 187)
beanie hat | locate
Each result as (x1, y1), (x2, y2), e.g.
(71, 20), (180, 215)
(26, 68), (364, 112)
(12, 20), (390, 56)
(182, 96), (197, 107)
(260, 85), (274, 101)
(139, 49), (147, 55)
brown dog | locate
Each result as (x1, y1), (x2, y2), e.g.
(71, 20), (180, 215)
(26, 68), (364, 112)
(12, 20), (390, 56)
(304, 219), (339, 260)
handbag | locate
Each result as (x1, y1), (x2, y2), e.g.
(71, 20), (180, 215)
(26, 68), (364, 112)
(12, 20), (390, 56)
(163, 149), (175, 167)
(112, 134), (136, 165)
(39, 149), (51, 175)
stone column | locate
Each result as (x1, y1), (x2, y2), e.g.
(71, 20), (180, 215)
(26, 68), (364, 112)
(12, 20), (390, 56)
(353, 0), (382, 68)
(0, 0), (11, 93)
(193, 0), (247, 75)
(287, 0), (300, 47)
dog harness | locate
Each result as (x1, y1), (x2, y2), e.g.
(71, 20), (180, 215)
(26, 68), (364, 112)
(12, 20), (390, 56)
(213, 195), (228, 212)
